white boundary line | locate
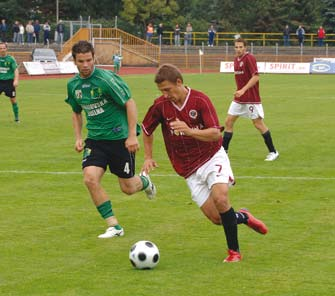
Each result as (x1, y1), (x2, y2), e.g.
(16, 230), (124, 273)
(0, 170), (334, 180)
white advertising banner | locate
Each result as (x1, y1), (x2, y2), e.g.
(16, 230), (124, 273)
(220, 62), (310, 74)
(220, 62), (234, 73)
(264, 62), (310, 74)
(23, 62), (78, 75)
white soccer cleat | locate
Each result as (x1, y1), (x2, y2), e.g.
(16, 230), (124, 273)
(98, 226), (124, 239)
(140, 171), (156, 200)
(265, 151), (279, 161)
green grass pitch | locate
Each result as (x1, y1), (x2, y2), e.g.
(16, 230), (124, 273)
(0, 73), (334, 295)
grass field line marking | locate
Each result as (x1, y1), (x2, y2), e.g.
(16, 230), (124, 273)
(0, 170), (334, 180)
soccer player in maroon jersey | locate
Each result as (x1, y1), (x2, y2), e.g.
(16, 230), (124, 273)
(141, 64), (268, 262)
(223, 38), (279, 161)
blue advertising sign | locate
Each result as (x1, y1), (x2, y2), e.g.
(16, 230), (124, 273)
(310, 61), (334, 74)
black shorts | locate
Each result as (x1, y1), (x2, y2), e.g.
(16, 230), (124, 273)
(82, 138), (136, 179)
(0, 80), (16, 98)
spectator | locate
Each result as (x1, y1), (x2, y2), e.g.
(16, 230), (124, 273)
(33, 20), (41, 43)
(0, 19), (8, 42)
(43, 21), (51, 46)
(26, 21), (34, 44)
(112, 51), (122, 74)
(283, 25), (290, 46)
(18, 23), (25, 44)
(317, 26), (326, 46)
(146, 23), (154, 42)
(174, 24), (181, 46)
(12, 21), (20, 43)
(56, 20), (65, 45)
(208, 25), (216, 47)
(156, 23), (164, 46)
(296, 25), (305, 46)
(184, 22), (193, 46)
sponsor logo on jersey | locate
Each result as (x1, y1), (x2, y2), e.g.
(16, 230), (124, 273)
(189, 109), (198, 119)
(75, 90), (82, 99)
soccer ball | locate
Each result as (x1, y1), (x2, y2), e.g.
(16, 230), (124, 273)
(129, 240), (160, 269)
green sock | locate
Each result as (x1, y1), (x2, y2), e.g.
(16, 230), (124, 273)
(140, 175), (149, 190)
(12, 103), (19, 120)
(113, 224), (122, 230)
(97, 200), (114, 219)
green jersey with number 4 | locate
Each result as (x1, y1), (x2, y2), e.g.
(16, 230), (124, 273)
(65, 67), (140, 140)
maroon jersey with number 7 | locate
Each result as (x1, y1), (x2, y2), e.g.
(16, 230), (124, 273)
(142, 87), (222, 178)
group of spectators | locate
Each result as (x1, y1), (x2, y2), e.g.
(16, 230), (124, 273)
(146, 22), (218, 47)
(148, 22), (328, 47)
(283, 24), (326, 46)
(0, 18), (65, 46)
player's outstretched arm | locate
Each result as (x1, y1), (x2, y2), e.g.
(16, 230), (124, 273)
(142, 132), (158, 173)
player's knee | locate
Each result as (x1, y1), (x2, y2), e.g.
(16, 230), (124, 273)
(120, 186), (133, 195)
(209, 215), (222, 225)
(224, 118), (234, 130)
(253, 119), (267, 131)
(83, 175), (98, 189)
(119, 182), (136, 195)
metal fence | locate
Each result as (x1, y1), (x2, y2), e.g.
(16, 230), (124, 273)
(153, 32), (335, 47)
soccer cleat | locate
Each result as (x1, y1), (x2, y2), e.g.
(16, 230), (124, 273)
(223, 249), (242, 262)
(15, 119), (20, 123)
(265, 151), (279, 161)
(98, 226), (124, 239)
(140, 171), (156, 200)
(239, 208), (268, 235)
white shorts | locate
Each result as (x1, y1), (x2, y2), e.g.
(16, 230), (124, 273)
(228, 101), (264, 119)
(186, 147), (235, 207)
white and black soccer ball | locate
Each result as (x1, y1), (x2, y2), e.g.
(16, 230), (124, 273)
(129, 240), (160, 269)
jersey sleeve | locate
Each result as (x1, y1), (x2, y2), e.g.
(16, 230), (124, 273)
(141, 102), (162, 136)
(10, 57), (18, 71)
(200, 96), (221, 129)
(247, 54), (259, 76)
(103, 72), (132, 105)
(65, 82), (82, 113)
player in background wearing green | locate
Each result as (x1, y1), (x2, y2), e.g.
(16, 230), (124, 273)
(112, 52), (122, 74)
(65, 41), (156, 239)
(0, 42), (20, 122)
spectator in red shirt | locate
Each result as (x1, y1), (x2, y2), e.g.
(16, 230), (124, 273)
(317, 26), (326, 47)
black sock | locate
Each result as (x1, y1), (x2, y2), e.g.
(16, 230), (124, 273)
(262, 130), (276, 153)
(235, 211), (248, 224)
(220, 207), (239, 252)
(223, 132), (233, 152)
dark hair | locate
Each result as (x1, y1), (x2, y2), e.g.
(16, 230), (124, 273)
(0, 42), (7, 48)
(154, 63), (183, 84)
(72, 40), (94, 60)
(235, 37), (247, 46)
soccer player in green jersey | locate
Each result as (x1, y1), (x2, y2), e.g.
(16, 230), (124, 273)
(65, 41), (156, 239)
(0, 42), (20, 122)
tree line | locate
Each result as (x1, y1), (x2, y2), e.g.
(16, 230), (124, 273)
(1, 0), (335, 37)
